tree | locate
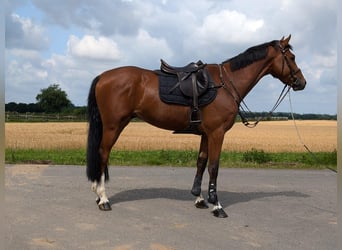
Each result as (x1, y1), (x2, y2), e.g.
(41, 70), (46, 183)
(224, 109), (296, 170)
(36, 84), (73, 113)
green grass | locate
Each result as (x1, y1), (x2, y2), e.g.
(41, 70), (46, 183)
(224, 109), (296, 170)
(5, 148), (337, 171)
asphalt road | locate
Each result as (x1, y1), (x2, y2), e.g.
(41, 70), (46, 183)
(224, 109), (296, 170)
(4, 165), (336, 250)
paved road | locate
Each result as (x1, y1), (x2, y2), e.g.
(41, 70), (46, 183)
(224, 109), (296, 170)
(4, 165), (336, 250)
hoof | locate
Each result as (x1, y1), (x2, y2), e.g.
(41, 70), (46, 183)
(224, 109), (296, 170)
(195, 199), (209, 209)
(212, 208), (228, 218)
(96, 198), (100, 204)
(98, 202), (112, 211)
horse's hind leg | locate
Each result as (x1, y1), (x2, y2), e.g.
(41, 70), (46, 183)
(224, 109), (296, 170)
(93, 121), (129, 211)
(191, 134), (209, 209)
(92, 172), (110, 210)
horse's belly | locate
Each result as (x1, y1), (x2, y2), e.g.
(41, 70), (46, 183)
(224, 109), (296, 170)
(135, 103), (190, 131)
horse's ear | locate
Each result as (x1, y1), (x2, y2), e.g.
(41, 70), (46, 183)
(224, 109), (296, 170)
(280, 34), (291, 47)
(280, 36), (285, 41)
(285, 34), (291, 43)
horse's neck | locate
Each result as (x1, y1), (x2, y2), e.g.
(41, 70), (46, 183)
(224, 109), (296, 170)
(227, 56), (274, 99)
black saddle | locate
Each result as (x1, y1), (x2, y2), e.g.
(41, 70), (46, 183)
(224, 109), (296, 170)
(161, 59), (205, 74)
(160, 59), (210, 124)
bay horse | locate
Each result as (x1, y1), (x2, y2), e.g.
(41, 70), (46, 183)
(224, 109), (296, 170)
(86, 35), (306, 218)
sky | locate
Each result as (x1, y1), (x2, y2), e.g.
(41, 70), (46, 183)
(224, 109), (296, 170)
(5, 0), (337, 114)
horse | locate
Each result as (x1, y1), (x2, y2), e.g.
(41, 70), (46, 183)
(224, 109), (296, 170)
(86, 35), (306, 218)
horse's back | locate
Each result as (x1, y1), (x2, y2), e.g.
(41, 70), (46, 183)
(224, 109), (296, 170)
(95, 65), (158, 101)
(99, 66), (156, 84)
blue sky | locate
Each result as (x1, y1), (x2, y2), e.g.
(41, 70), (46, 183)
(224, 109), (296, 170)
(5, 0), (337, 114)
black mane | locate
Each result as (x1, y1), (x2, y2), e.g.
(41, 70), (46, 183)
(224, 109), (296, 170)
(224, 40), (283, 71)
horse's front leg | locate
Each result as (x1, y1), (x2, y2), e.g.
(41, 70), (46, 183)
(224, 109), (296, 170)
(91, 172), (111, 211)
(191, 134), (209, 209)
(207, 131), (228, 218)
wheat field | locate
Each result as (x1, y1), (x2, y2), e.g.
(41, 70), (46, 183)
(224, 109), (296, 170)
(5, 120), (337, 152)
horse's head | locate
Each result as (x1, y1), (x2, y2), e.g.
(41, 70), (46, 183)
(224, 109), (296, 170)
(270, 35), (306, 91)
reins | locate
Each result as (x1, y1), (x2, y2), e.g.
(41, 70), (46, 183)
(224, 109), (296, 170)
(288, 90), (337, 173)
(218, 63), (291, 128)
(239, 85), (290, 128)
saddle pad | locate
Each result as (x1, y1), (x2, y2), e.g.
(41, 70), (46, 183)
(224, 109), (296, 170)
(156, 71), (217, 107)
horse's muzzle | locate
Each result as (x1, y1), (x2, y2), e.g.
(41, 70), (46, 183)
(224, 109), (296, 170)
(292, 78), (306, 91)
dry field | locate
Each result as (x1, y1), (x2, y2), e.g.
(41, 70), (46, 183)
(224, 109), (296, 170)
(5, 120), (337, 152)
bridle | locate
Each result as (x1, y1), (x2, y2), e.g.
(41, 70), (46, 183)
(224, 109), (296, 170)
(279, 44), (303, 90)
(217, 43), (302, 128)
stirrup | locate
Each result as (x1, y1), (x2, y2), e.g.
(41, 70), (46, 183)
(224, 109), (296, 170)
(190, 108), (202, 125)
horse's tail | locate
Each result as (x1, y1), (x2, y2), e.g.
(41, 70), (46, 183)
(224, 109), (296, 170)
(86, 75), (109, 183)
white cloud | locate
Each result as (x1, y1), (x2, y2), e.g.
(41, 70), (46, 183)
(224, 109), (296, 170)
(8, 48), (41, 60)
(311, 53), (337, 69)
(6, 54), (47, 82)
(67, 35), (122, 61)
(197, 10), (264, 44)
(135, 29), (173, 58)
(181, 9), (265, 61)
(116, 29), (173, 67)
(5, 59), (48, 103)
(6, 13), (49, 50)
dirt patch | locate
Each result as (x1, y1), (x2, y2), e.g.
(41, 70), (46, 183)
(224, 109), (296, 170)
(30, 237), (56, 248)
(6, 164), (48, 186)
(114, 244), (135, 250)
(150, 243), (176, 250)
(6, 164), (48, 177)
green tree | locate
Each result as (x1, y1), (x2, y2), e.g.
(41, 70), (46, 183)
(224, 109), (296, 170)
(36, 84), (73, 113)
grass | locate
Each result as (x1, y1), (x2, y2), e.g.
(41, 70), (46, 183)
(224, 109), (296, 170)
(5, 148), (337, 171)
